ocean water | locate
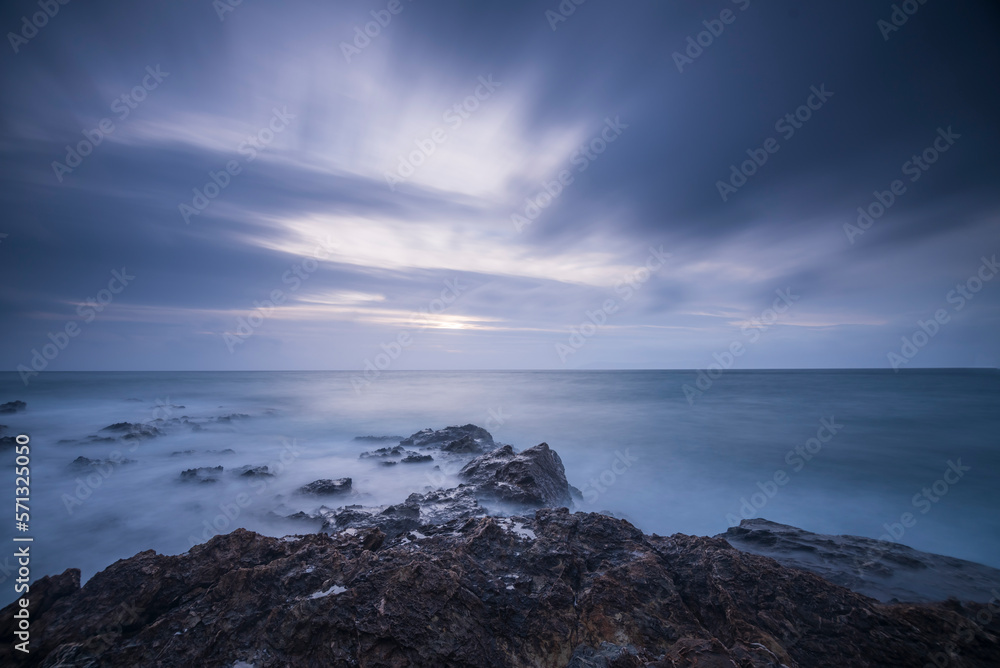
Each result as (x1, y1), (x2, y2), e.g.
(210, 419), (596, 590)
(1, 369), (998, 591)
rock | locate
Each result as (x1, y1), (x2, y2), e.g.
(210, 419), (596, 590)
(441, 434), (485, 454)
(317, 487), (484, 539)
(235, 465), (274, 478)
(99, 422), (160, 441)
(297, 478), (352, 496)
(69, 456), (135, 470)
(359, 445), (406, 459)
(379, 460), (398, 467)
(400, 453), (433, 464)
(179, 466), (223, 483)
(459, 443), (574, 508)
(400, 424), (495, 450)
(719, 518), (1000, 603)
(215, 413), (250, 422)
(0, 400), (26, 414)
(4, 510), (999, 667)
(353, 435), (404, 443)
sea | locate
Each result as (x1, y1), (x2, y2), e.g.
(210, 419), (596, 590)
(1, 369), (998, 592)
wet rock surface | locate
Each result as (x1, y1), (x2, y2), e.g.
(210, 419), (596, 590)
(719, 518), (1000, 604)
(297, 477), (353, 496)
(459, 442), (575, 508)
(3, 509), (999, 667)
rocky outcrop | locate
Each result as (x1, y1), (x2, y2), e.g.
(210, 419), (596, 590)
(4, 509), (1000, 667)
(400, 423), (495, 450)
(720, 518), (1000, 604)
(459, 442), (575, 508)
(297, 478), (353, 496)
(0, 400), (27, 414)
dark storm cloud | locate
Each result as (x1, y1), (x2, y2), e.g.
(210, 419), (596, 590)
(0, 0), (997, 371)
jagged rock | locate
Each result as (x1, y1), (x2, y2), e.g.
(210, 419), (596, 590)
(459, 443), (574, 508)
(359, 444), (406, 459)
(235, 465), (274, 478)
(400, 423), (495, 449)
(0, 400), (26, 414)
(99, 422), (160, 441)
(400, 453), (433, 464)
(297, 478), (352, 496)
(441, 434), (485, 453)
(720, 518), (1000, 603)
(179, 466), (223, 483)
(69, 456), (135, 470)
(4, 510), (999, 667)
(318, 487), (484, 539)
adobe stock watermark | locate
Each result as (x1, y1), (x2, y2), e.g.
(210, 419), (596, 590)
(716, 84), (834, 202)
(224, 236), (338, 352)
(350, 277), (470, 393)
(511, 116), (628, 232)
(17, 268), (135, 386)
(7, 0), (72, 54)
(61, 398), (176, 514)
(877, 0), (930, 41)
(887, 253), (997, 371)
(179, 106), (296, 224)
(844, 126), (960, 244)
(213, 0), (243, 22)
(853, 459), (971, 578)
(52, 65), (170, 183)
(672, 0), (752, 73)
(725, 417), (843, 526)
(683, 288), (799, 404)
(922, 589), (1000, 668)
(384, 75), (502, 191)
(556, 245), (671, 363)
(578, 450), (639, 504)
(545, 0), (587, 31)
(188, 437), (303, 546)
(340, 0), (415, 63)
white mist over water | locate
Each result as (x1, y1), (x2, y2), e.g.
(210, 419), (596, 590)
(1, 369), (998, 592)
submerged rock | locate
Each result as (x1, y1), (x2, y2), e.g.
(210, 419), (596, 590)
(352, 435), (404, 443)
(720, 518), (1000, 603)
(400, 453), (433, 464)
(0, 400), (26, 414)
(297, 478), (352, 496)
(99, 422), (160, 441)
(179, 466), (223, 483)
(69, 456), (135, 470)
(4, 509), (999, 667)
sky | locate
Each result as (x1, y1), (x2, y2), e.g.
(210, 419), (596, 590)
(1, 0), (998, 372)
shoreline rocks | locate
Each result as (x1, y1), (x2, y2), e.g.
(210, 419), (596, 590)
(719, 517), (1000, 604)
(3, 509), (999, 667)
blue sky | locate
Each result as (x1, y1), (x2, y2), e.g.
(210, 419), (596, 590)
(1, 0), (998, 372)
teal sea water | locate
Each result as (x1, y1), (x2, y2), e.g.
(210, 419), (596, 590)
(1, 369), (998, 588)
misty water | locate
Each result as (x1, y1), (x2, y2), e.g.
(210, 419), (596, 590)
(1, 369), (998, 593)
